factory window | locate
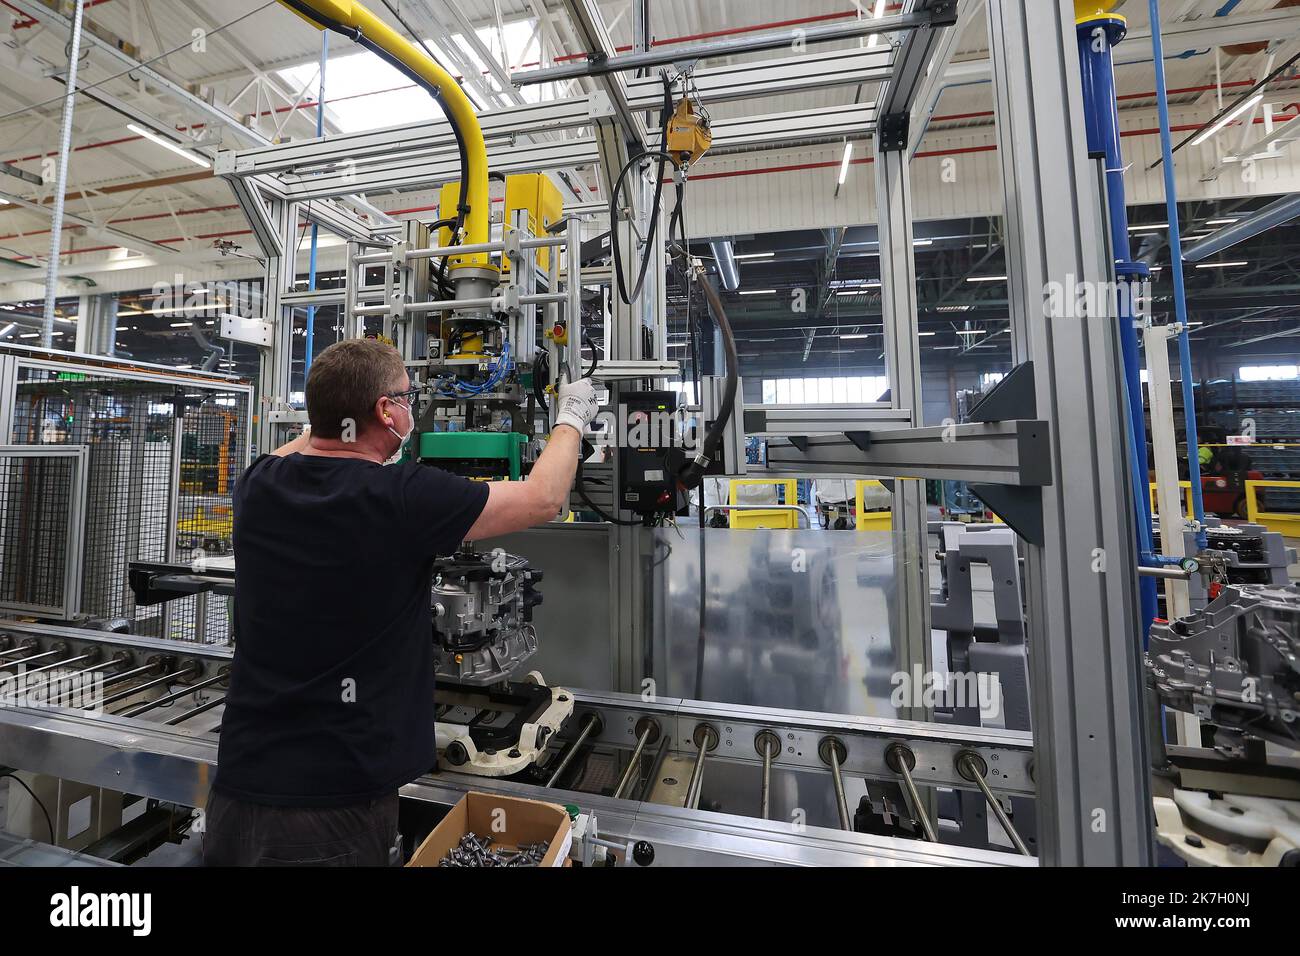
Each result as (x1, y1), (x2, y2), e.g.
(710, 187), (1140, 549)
(667, 380), (698, 405)
(277, 20), (553, 133)
(980, 372), (1005, 391)
(761, 376), (889, 404)
(1239, 365), (1299, 382)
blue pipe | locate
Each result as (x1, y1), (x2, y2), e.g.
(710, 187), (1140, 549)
(1149, 0), (1210, 552)
(1077, 15), (1160, 641)
(304, 31), (328, 379)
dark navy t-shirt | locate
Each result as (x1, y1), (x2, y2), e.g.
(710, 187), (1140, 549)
(212, 453), (489, 807)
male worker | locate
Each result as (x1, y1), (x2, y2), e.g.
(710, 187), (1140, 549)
(202, 338), (598, 866)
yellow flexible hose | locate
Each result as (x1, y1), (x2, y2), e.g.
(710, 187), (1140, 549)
(278, 0), (492, 272)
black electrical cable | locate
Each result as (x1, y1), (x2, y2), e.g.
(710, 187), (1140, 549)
(0, 771), (55, 842)
(532, 349), (550, 412)
(667, 184), (739, 490)
(427, 217), (460, 299)
(693, 482), (708, 700)
(610, 75), (676, 306)
(581, 330), (599, 380)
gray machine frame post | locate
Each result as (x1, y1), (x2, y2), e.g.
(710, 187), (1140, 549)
(259, 197), (301, 456)
(580, 0), (658, 696)
(986, 0), (1152, 866)
(873, 0), (956, 717)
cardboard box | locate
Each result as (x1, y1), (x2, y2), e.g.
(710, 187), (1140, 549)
(407, 793), (572, 868)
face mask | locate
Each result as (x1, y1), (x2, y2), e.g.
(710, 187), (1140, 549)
(384, 403), (414, 466)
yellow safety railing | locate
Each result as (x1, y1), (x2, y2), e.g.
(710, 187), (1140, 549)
(1148, 481), (1194, 521)
(277, 0), (491, 271)
(1245, 480), (1300, 537)
(855, 480), (892, 531)
(728, 479), (800, 529)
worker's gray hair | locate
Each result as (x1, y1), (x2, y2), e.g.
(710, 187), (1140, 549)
(305, 339), (406, 440)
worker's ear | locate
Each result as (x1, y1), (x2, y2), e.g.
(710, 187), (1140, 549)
(374, 395), (393, 427)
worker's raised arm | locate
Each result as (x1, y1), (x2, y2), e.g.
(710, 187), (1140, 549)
(464, 379), (599, 540)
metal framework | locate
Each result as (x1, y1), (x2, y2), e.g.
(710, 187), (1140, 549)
(0, 0), (1158, 867)
(211, 0), (1148, 865)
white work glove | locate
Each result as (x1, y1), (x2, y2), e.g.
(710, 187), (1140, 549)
(554, 377), (599, 435)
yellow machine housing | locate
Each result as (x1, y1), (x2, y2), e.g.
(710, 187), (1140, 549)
(666, 99), (712, 166)
(438, 173), (563, 274)
(1074, 0), (1124, 23)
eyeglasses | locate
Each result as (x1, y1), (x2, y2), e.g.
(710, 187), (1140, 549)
(386, 386), (421, 407)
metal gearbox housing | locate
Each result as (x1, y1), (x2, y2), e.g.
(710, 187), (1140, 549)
(1147, 584), (1300, 755)
(431, 549), (543, 686)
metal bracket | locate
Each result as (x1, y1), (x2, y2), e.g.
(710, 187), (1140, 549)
(878, 112), (911, 152)
(968, 484), (1045, 546)
(969, 361), (1037, 422)
(128, 562), (235, 607)
(763, 420), (1052, 486)
(845, 431), (872, 452)
(930, 0), (959, 27)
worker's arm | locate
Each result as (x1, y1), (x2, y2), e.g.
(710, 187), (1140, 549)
(271, 426), (312, 457)
(465, 380), (599, 540)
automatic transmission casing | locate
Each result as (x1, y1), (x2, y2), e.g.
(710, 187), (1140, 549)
(1147, 583), (1300, 756)
(431, 549), (543, 686)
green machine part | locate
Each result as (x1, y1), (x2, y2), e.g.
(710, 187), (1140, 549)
(417, 431), (527, 480)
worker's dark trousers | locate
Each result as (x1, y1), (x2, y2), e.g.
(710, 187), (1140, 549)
(202, 789), (402, 866)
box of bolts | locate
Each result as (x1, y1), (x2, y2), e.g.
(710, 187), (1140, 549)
(407, 793), (572, 868)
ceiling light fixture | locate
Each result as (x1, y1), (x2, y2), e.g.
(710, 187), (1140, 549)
(126, 123), (211, 169)
(1189, 94), (1263, 147)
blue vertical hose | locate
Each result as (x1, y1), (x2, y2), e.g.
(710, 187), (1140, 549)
(304, 31), (328, 380)
(1076, 16), (1160, 640)
(1148, 0), (1209, 551)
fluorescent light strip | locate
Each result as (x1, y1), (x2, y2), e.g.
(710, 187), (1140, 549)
(838, 141), (853, 186)
(966, 275), (1007, 283)
(1127, 223), (1167, 232)
(734, 252), (774, 261)
(866, 0), (887, 47)
(1194, 261), (1248, 269)
(1190, 94), (1263, 147)
(126, 123), (211, 169)
(738, 289), (777, 296)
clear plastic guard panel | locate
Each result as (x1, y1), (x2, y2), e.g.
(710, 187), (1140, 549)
(652, 525), (904, 719)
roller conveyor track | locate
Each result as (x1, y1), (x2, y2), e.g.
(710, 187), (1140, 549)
(0, 619), (1041, 865)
